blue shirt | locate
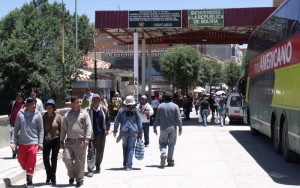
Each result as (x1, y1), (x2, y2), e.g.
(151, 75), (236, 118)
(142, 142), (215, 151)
(219, 104), (226, 114)
(114, 107), (143, 133)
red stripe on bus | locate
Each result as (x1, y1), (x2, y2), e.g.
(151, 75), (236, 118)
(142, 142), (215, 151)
(249, 34), (300, 77)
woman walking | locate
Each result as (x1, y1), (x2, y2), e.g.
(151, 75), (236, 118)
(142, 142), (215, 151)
(113, 95), (143, 171)
(199, 96), (211, 127)
(218, 100), (226, 127)
(42, 99), (62, 185)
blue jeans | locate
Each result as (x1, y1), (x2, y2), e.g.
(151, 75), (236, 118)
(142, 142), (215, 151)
(202, 109), (209, 126)
(122, 131), (137, 169)
(142, 122), (150, 146)
(159, 129), (177, 163)
(219, 113), (225, 126)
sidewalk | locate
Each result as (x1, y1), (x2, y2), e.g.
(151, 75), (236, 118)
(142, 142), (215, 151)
(0, 146), (62, 188)
(1, 108), (235, 188)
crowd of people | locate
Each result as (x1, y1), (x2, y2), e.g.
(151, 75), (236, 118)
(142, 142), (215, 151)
(7, 88), (182, 188)
(7, 87), (231, 187)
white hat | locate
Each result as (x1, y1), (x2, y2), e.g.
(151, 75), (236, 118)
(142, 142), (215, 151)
(123, 95), (136, 105)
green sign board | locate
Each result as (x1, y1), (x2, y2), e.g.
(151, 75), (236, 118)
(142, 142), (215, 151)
(129, 10), (182, 28)
(188, 9), (224, 27)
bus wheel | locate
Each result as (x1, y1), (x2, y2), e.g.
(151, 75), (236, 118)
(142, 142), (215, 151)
(282, 121), (300, 162)
(272, 119), (282, 154)
(250, 126), (259, 135)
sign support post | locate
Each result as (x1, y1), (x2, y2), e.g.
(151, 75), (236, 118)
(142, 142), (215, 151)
(134, 32), (139, 102)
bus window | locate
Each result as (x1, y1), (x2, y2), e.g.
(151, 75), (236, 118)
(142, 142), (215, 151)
(287, 0), (300, 36)
(274, 3), (288, 41)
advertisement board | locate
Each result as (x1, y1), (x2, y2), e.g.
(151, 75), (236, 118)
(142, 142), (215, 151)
(129, 10), (182, 28)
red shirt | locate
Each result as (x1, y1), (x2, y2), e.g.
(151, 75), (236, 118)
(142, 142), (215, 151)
(11, 103), (24, 125)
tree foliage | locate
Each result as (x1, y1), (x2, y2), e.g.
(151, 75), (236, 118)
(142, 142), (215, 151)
(224, 61), (242, 87)
(159, 45), (202, 92)
(0, 0), (94, 113)
(200, 60), (224, 87)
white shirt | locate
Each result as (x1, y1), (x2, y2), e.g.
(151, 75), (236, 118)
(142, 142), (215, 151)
(36, 98), (44, 113)
(137, 103), (154, 123)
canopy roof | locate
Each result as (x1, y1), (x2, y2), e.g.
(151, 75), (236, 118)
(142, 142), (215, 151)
(95, 7), (276, 45)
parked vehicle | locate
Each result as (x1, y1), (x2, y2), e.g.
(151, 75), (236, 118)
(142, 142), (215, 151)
(226, 92), (243, 122)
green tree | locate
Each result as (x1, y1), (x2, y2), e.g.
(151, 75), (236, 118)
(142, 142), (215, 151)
(224, 61), (242, 88)
(0, 0), (94, 113)
(201, 60), (224, 87)
(159, 45), (202, 92)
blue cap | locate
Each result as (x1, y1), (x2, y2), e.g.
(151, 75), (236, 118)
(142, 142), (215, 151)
(45, 99), (56, 111)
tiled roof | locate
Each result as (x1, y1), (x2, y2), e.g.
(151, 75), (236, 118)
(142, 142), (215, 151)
(83, 56), (112, 69)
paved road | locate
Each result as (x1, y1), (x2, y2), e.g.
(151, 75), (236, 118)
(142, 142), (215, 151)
(8, 112), (300, 188)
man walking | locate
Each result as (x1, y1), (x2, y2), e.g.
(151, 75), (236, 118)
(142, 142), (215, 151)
(60, 96), (92, 187)
(153, 91), (182, 167)
(11, 97), (44, 187)
(137, 95), (153, 147)
(7, 92), (25, 158)
(86, 94), (110, 177)
(29, 88), (44, 114)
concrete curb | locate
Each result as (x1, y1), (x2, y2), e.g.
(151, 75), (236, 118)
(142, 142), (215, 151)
(0, 153), (62, 188)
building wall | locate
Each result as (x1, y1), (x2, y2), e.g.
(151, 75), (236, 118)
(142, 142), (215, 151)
(204, 44), (232, 62)
(95, 33), (171, 52)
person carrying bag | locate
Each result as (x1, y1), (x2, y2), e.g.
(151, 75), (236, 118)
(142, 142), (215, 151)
(135, 139), (145, 160)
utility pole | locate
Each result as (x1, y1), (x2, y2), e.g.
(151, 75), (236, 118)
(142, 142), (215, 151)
(75, 0), (78, 50)
(61, 0), (65, 104)
(93, 34), (97, 90)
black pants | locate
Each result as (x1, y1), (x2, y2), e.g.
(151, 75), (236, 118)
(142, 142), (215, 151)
(43, 137), (60, 181)
(142, 122), (150, 146)
(87, 133), (106, 172)
(184, 109), (190, 120)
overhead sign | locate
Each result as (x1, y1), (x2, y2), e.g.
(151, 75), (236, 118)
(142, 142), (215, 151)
(128, 10), (182, 28)
(105, 51), (165, 58)
(188, 9), (224, 27)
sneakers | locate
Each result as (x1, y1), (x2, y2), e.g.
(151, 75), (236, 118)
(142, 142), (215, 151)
(167, 160), (175, 167)
(76, 182), (83, 187)
(125, 168), (132, 171)
(46, 177), (51, 184)
(95, 167), (101, 173)
(87, 171), (94, 177)
(69, 178), (74, 185)
(27, 181), (33, 188)
(160, 154), (167, 167)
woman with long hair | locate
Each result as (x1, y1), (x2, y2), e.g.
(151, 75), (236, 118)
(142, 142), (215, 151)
(113, 95), (143, 171)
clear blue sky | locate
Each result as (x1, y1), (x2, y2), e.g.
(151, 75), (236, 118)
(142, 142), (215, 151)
(1, 0), (272, 22)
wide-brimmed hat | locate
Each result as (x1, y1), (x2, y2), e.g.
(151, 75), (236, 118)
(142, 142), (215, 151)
(123, 95), (136, 105)
(92, 94), (102, 100)
(141, 95), (147, 99)
(45, 99), (56, 111)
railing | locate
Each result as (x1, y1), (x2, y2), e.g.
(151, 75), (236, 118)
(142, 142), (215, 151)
(0, 108), (70, 149)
